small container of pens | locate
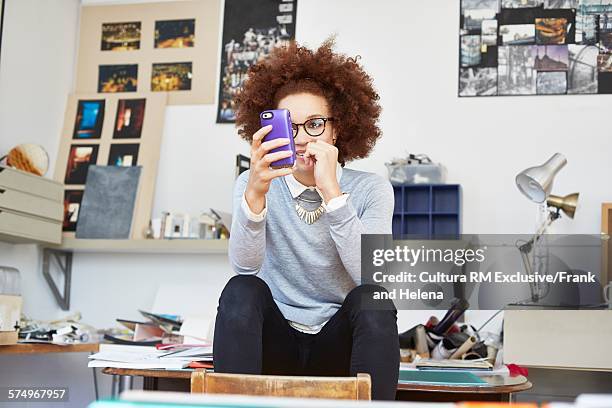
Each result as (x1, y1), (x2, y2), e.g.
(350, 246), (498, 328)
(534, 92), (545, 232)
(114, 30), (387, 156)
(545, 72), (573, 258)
(385, 154), (446, 186)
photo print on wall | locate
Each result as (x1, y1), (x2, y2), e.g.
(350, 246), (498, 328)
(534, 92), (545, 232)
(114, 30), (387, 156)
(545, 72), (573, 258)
(73, 99), (105, 139)
(114, 98), (146, 139)
(108, 143), (140, 167)
(65, 144), (99, 185)
(98, 64), (138, 93)
(155, 19), (195, 48)
(459, 0), (612, 96)
(216, 0), (297, 123)
(151, 62), (193, 91)
(101, 21), (141, 51)
(63, 190), (84, 232)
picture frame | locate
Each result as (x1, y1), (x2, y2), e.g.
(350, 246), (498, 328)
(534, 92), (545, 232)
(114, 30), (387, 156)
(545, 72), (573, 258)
(76, 0), (220, 105)
(458, 0), (612, 96)
(55, 93), (167, 239)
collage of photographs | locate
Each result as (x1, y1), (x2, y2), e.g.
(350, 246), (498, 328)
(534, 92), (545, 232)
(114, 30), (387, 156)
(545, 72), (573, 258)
(216, 0), (297, 122)
(98, 19), (195, 93)
(459, 0), (612, 96)
(63, 98), (147, 232)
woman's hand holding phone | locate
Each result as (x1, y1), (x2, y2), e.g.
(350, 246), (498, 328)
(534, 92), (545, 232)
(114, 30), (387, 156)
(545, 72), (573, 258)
(245, 125), (294, 214)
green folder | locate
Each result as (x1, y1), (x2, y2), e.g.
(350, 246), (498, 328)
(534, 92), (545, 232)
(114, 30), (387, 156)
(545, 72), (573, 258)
(398, 370), (487, 386)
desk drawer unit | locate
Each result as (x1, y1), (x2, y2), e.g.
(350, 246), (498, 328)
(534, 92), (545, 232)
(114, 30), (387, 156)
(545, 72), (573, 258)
(0, 167), (63, 244)
(0, 209), (61, 244)
(0, 166), (62, 201)
(0, 187), (62, 221)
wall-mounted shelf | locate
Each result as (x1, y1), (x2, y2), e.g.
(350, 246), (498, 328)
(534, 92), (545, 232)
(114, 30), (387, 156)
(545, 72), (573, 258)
(42, 238), (229, 311)
(48, 238), (229, 254)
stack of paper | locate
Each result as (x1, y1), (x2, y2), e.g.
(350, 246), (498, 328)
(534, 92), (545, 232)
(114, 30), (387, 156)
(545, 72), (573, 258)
(159, 346), (213, 362)
(88, 345), (188, 370)
(88, 344), (214, 370)
(415, 358), (493, 371)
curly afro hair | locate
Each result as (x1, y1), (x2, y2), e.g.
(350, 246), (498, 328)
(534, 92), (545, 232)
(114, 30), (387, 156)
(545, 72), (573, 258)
(234, 39), (382, 165)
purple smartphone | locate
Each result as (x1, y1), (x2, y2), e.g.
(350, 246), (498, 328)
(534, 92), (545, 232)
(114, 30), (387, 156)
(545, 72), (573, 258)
(260, 109), (296, 169)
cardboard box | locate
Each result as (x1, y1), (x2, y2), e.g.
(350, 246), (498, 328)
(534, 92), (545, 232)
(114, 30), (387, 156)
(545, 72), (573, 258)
(0, 295), (22, 345)
(0, 331), (18, 345)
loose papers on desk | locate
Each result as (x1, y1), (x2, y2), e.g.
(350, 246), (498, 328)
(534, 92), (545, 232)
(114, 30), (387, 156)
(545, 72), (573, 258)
(159, 346), (213, 361)
(88, 344), (213, 370)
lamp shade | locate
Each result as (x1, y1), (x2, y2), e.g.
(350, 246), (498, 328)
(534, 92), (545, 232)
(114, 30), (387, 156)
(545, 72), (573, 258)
(515, 153), (567, 203)
(547, 193), (579, 219)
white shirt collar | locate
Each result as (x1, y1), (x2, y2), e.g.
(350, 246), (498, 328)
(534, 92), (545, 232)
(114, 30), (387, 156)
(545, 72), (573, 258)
(284, 163), (343, 199)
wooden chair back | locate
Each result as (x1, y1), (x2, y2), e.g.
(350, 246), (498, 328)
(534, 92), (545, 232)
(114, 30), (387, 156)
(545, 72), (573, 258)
(191, 371), (371, 400)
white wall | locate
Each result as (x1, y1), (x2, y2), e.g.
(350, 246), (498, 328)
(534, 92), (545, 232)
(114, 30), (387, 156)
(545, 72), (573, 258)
(1, 0), (611, 405)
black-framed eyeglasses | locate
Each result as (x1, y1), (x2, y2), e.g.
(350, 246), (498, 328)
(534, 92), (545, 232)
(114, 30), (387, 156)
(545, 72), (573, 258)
(291, 117), (334, 138)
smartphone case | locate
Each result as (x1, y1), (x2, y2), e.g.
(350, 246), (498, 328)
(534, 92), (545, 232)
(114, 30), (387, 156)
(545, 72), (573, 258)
(260, 109), (296, 168)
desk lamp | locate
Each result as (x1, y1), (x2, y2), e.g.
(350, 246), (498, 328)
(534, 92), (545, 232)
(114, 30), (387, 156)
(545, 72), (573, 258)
(515, 153), (567, 203)
(515, 153), (580, 302)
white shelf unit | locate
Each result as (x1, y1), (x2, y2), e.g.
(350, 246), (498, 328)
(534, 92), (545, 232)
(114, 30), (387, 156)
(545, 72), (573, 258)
(49, 238), (229, 254)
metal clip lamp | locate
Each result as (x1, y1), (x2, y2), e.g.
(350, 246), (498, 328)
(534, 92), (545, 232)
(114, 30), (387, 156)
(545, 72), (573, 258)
(515, 153), (579, 303)
(515, 153), (567, 203)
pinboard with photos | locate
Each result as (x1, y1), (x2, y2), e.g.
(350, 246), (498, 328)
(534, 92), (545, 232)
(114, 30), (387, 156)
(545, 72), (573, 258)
(76, 0), (220, 105)
(459, 0), (612, 96)
(54, 93), (167, 239)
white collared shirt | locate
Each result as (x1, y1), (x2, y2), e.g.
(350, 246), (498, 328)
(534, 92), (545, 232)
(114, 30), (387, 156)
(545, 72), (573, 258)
(241, 163), (349, 222)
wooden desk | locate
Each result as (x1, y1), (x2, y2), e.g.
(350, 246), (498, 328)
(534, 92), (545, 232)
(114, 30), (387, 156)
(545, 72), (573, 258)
(0, 343), (99, 354)
(101, 367), (531, 403)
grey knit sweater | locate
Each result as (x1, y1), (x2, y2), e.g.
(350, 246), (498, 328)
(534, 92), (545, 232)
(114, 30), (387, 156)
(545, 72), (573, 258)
(228, 167), (394, 326)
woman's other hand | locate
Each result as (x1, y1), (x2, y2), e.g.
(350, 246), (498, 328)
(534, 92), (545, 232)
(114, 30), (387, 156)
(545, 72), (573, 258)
(244, 125), (294, 213)
(304, 140), (342, 203)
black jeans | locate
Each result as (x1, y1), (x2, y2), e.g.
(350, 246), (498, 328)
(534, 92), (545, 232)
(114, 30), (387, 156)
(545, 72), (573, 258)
(213, 275), (400, 400)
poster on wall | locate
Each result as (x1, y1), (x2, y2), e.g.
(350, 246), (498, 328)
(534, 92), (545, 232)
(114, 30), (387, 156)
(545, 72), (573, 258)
(55, 93), (167, 239)
(216, 0), (297, 123)
(76, 0), (220, 105)
(458, 0), (612, 96)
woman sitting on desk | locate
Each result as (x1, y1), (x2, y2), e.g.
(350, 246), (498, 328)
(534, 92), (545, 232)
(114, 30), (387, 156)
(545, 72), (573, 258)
(213, 40), (399, 401)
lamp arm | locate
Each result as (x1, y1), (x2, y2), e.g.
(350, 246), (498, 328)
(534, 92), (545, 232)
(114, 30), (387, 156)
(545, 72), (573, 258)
(518, 209), (561, 302)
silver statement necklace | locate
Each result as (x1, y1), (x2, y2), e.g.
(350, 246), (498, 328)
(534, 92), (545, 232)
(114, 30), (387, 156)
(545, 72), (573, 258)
(295, 196), (325, 224)
(285, 178), (325, 224)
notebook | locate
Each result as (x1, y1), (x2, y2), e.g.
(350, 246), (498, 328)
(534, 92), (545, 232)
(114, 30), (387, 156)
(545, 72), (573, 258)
(398, 370), (488, 386)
